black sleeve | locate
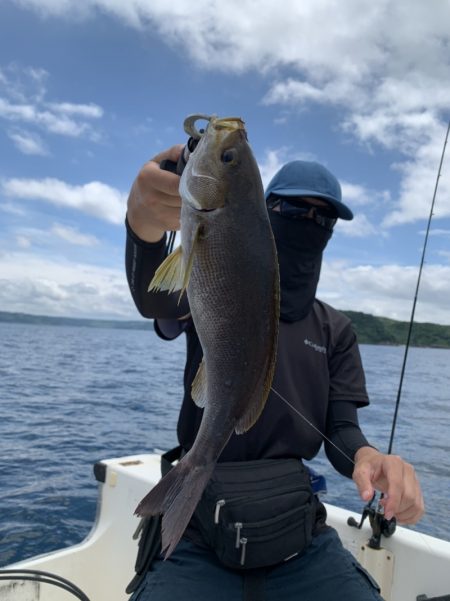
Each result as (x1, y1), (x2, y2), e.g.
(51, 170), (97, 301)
(324, 400), (372, 479)
(328, 319), (369, 407)
(125, 216), (190, 319)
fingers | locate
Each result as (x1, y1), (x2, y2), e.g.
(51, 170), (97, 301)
(137, 160), (181, 206)
(381, 459), (424, 524)
(352, 447), (381, 501)
(353, 451), (425, 525)
(151, 143), (184, 167)
(378, 455), (404, 519)
(352, 460), (376, 502)
(127, 145), (184, 241)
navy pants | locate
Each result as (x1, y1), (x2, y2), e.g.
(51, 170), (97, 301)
(129, 527), (382, 600)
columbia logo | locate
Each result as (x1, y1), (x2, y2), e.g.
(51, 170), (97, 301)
(304, 338), (327, 354)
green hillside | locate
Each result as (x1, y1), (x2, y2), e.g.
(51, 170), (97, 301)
(0, 311), (150, 331)
(1, 310), (450, 348)
(342, 311), (450, 348)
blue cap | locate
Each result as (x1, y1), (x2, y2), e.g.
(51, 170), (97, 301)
(264, 160), (353, 220)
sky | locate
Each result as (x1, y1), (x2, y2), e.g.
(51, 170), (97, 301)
(0, 0), (450, 324)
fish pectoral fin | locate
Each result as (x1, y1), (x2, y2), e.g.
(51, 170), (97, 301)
(180, 224), (201, 296)
(148, 246), (184, 294)
(191, 359), (207, 408)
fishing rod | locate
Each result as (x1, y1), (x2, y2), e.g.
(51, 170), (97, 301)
(388, 119), (450, 454)
(348, 120), (450, 545)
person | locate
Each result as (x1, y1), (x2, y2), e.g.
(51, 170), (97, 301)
(125, 142), (424, 601)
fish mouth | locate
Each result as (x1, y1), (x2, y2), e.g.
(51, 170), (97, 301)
(213, 116), (245, 131)
(183, 114), (245, 139)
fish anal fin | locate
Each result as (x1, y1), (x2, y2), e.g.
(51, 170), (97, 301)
(234, 397), (266, 435)
(236, 298), (279, 435)
(148, 246), (183, 294)
(191, 359), (207, 408)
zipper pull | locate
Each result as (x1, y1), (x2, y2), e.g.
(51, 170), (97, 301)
(234, 522), (243, 548)
(214, 499), (226, 524)
(239, 537), (248, 566)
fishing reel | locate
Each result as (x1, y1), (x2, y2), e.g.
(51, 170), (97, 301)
(159, 134), (198, 177)
(159, 114), (212, 176)
(347, 493), (396, 549)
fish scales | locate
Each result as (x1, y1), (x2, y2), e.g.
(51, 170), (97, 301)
(136, 115), (280, 558)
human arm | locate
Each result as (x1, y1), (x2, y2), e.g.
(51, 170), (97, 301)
(324, 399), (371, 478)
(125, 145), (190, 319)
(325, 308), (424, 524)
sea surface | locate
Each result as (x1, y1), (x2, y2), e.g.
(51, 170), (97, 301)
(0, 321), (449, 566)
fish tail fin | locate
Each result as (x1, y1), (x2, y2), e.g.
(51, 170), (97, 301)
(135, 456), (214, 559)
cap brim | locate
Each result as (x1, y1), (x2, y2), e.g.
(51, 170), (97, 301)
(266, 187), (354, 220)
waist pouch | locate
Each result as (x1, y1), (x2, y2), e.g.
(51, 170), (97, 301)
(194, 458), (316, 570)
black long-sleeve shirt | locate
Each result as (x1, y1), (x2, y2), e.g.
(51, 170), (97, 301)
(125, 219), (371, 478)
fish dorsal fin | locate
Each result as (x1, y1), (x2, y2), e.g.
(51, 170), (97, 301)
(148, 246), (183, 294)
(191, 359), (207, 408)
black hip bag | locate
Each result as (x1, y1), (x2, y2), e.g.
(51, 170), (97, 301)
(193, 458), (316, 570)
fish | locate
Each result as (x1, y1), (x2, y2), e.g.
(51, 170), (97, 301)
(135, 114), (280, 558)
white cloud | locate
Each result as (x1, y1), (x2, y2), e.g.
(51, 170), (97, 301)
(46, 102), (104, 118)
(1, 177), (127, 224)
(16, 235), (31, 249)
(1, 247), (449, 324)
(0, 201), (27, 216)
(0, 251), (134, 319)
(425, 229), (450, 237)
(335, 214), (377, 238)
(11, 2), (447, 77)
(13, 0), (450, 228)
(319, 261), (450, 325)
(0, 97), (100, 137)
(438, 250), (450, 263)
(0, 64), (104, 143)
(341, 181), (390, 208)
(383, 125), (450, 226)
(51, 223), (99, 246)
(8, 129), (49, 155)
(258, 149), (286, 189)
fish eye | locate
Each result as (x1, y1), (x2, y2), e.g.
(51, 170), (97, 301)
(221, 148), (238, 164)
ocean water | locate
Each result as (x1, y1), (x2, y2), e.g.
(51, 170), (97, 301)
(0, 321), (449, 566)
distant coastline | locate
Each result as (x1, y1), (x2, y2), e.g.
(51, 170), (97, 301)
(0, 310), (151, 332)
(1, 309), (449, 349)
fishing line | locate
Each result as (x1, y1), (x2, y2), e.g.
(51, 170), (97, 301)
(271, 386), (355, 466)
(167, 231), (176, 255)
(388, 119), (450, 454)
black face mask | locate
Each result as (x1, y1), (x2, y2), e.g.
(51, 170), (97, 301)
(269, 212), (333, 322)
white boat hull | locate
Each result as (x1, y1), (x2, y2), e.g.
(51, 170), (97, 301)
(2, 453), (449, 600)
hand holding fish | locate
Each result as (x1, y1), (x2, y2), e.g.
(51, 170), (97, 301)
(127, 144), (184, 242)
(352, 446), (425, 524)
